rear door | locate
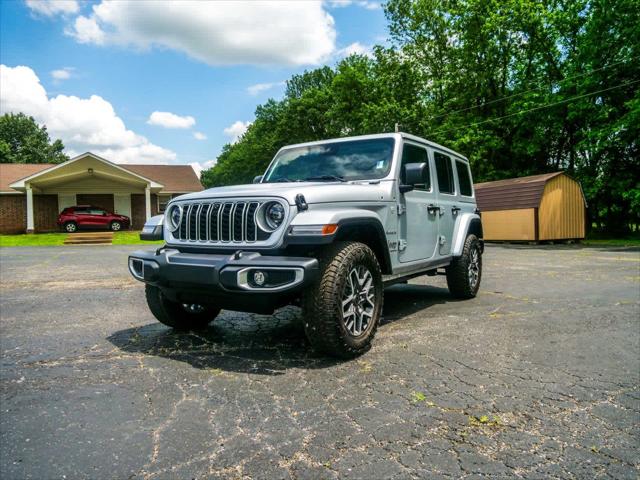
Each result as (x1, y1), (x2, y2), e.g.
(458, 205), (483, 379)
(398, 141), (439, 263)
(87, 208), (110, 227)
(433, 151), (457, 256)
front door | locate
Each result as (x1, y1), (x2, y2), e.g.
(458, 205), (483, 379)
(398, 142), (439, 263)
(433, 151), (457, 255)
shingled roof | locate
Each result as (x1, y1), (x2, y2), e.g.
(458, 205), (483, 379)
(0, 162), (203, 193)
(474, 172), (565, 211)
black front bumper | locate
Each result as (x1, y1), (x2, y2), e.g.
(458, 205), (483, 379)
(128, 248), (319, 314)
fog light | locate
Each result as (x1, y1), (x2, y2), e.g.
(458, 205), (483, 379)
(253, 270), (266, 286)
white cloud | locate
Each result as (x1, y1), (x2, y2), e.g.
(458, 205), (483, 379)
(189, 159), (216, 178)
(193, 131), (207, 141)
(327, 1), (380, 10)
(247, 81), (286, 96)
(25, 0), (79, 17)
(147, 111), (196, 129)
(51, 67), (74, 81)
(223, 120), (251, 143)
(0, 64), (176, 164)
(66, 1), (336, 66)
(336, 42), (374, 59)
(69, 15), (105, 44)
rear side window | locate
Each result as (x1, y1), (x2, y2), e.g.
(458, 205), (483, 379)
(400, 143), (430, 190)
(434, 152), (455, 194)
(74, 208), (88, 214)
(456, 160), (473, 197)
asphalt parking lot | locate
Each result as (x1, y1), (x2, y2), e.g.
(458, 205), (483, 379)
(1, 244), (638, 479)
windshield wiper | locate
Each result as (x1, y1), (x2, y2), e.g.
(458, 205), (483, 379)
(272, 177), (294, 183)
(304, 175), (346, 182)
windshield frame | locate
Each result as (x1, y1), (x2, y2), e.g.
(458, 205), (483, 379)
(262, 136), (398, 183)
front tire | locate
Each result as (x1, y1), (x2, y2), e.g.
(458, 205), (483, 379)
(302, 241), (383, 358)
(446, 234), (482, 299)
(110, 221), (122, 231)
(145, 285), (220, 330)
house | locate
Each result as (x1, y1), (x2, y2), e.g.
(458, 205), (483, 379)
(0, 152), (203, 234)
(475, 172), (586, 242)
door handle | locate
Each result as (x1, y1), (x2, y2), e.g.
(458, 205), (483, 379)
(452, 206), (461, 213)
(427, 204), (440, 214)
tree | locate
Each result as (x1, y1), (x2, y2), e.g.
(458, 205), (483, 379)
(201, 0), (639, 234)
(0, 113), (68, 164)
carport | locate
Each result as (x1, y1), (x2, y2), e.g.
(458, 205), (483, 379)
(8, 153), (164, 232)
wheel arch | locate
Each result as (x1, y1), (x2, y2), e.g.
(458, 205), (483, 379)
(333, 218), (392, 275)
(451, 213), (483, 257)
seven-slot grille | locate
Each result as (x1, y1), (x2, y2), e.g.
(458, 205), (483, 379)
(175, 201), (263, 243)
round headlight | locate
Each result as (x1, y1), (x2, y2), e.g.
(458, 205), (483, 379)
(167, 204), (182, 231)
(264, 202), (285, 231)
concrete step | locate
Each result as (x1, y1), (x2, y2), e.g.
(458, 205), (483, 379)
(64, 232), (114, 245)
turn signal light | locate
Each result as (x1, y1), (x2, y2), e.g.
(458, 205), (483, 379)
(321, 224), (338, 235)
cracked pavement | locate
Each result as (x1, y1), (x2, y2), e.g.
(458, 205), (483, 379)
(1, 244), (638, 479)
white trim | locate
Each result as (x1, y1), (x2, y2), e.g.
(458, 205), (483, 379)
(26, 185), (34, 232)
(9, 152), (164, 190)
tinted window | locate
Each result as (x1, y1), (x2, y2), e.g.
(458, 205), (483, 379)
(400, 144), (430, 190)
(434, 152), (455, 194)
(456, 160), (473, 196)
(74, 208), (89, 214)
(88, 209), (106, 215)
(264, 138), (395, 182)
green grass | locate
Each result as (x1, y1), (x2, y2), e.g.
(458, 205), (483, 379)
(0, 231), (163, 247)
(582, 238), (640, 247)
(111, 231), (163, 245)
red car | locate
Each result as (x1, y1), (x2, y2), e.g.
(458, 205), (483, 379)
(57, 205), (130, 233)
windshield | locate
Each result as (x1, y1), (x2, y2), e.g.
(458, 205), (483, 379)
(263, 138), (395, 182)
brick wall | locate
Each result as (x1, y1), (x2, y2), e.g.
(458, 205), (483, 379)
(34, 195), (59, 232)
(0, 195), (27, 234)
(131, 193), (158, 230)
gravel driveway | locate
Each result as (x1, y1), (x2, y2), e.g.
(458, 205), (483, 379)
(1, 244), (638, 479)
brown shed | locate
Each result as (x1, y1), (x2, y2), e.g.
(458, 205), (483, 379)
(475, 172), (586, 241)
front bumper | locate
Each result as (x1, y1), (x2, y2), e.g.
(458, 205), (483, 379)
(128, 248), (319, 313)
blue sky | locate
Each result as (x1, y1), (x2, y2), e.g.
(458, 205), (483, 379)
(0, 0), (388, 174)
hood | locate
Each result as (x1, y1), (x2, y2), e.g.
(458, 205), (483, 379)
(174, 181), (394, 204)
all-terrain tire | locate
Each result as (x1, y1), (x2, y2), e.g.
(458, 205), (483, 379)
(302, 241), (383, 358)
(145, 284), (220, 330)
(446, 234), (482, 299)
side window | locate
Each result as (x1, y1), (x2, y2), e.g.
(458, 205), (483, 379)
(400, 143), (430, 191)
(434, 152), (455, 194)
(74, 208), (88, 215)
(456, 160), (473, 197)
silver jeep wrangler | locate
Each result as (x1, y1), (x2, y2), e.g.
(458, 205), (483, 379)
(129, 133), (483, 357)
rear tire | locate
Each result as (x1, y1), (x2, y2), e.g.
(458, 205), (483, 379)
(145, 285), (220, 330)
(446, 234), (482, 299)
(110, 221), (122, 231)
(302, 241), (383, 358)
(64, 222), (77, 233)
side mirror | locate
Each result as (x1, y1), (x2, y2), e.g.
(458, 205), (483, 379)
(400, 162), (428, 193)
(253, 175), (263, 184)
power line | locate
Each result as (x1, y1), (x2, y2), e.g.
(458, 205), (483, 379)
(431, 79), (640, 135)
(428, 56), (637, 121)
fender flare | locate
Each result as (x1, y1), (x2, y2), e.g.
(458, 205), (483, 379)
(287, 211), (392, 274)
(451, 213), (483, 257)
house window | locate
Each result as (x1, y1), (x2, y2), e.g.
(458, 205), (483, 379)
(157, 195), (171, 213)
